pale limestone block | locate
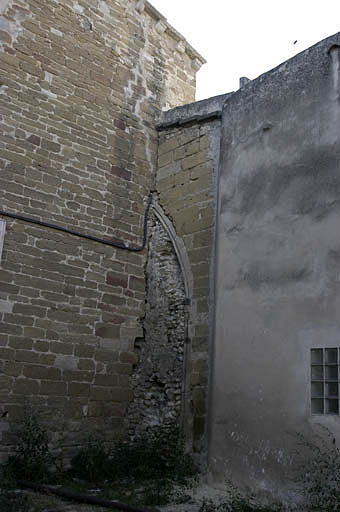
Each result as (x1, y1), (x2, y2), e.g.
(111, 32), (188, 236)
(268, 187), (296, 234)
(0, 221), (6, 263)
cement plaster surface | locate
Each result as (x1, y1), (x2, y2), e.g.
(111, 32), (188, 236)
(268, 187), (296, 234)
(210, 32), (340, 502)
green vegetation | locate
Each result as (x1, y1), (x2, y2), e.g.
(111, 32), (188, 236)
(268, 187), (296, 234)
(5, 405), (50, 482)
(7, 408), (340, 511)
(70, 428), (196, 483)
(3, 408), (197, 507)
(0, 481), (32, 512)
(293, 429), (340, 511)
(199, 494), (282, 512)
(69, 428), (197, 506)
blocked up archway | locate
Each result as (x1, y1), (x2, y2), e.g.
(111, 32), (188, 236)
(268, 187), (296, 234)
(128, 204), (193, 443)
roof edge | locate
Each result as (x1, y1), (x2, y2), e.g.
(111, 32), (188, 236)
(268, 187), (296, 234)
(156, 92), (233, 130)
(144, 1), (206, 67)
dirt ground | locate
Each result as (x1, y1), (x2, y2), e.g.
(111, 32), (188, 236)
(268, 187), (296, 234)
(25, 483), (229, 512)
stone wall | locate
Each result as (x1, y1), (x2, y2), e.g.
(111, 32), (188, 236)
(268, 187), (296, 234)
(155, 95), (228, 451)
(0, 0), (204, 460)
(128, 217), (187, 438)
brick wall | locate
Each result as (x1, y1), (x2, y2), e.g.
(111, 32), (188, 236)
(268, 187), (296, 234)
(0, 0), (204, 459)
(156, 97), (227, 450)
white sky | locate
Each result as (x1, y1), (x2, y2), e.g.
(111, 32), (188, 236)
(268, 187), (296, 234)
(149, 0), (340, 101)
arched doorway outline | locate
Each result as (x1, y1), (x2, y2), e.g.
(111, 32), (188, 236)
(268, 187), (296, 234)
(151, 202), (194, 447)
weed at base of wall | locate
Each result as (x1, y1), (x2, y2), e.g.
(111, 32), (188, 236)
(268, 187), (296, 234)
(3, 407), (198, 507)
(291, 427), (340, 511)
(0, 477), (34, 512)
(5, 405), (51, 482)
(198, 495), (283, 512)
(68, 428), (198, 505)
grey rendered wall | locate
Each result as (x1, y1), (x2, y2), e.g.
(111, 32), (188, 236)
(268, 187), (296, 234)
(210, 33), (340, 502)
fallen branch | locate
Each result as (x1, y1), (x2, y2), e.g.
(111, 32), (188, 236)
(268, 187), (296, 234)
(18, 480), (160, 512)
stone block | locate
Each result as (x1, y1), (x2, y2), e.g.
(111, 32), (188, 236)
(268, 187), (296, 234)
(4, 313), (34, 327)
(177, 128), (200, 147)
(173, 205), (213, 235)
(106, 272), (128, 288)
(194, 276), (210, 290)
(68, 382), (90, 396)
(0, 31), (12, 45)
(199, 134), (209, 151)
(0, 347), (15, 360)
(50, 342), (73, 355)
(102, 293), (126, 306)
(156, 161), (181, 182)
(107, 362), (133, 375)
(94, 349), (119, 363)
(111, 165), (131, 181)
(90, 386), (112, 401)
(192, 358), (208, 373)
(191, 372), (208, 386)
(14, 350), (41, 363)
(13, 304), (46, 317)
(88, 402), (126, 418)
(33, 340), (49, 352)
(128, 275), (145, 293)
(192, 336), (209, 352)
(63, 370), (93, 382)
(193, 230), (213, 248)
(95, 324), (120, 339)
(23, 327), (45, 338)
(54, 354), (78, 370)
(119, 351), (138, 364)
(74, 344), (95, 358)
(174, 140), (199, 161)
(78, 359), (95, 371)
(197, 298), (209, 313)
(20, 60), (44, 79)
(38, 353), (56, 365)
(27, 134), (41, 146)
(40, 381), (67, 395)
(188, 246), (212, 264)
(8, 337), (33, 350)
(181, 151), (207, 171)
(23, 365), (61, 380)
(111, 387), (132, 402)
(3, 362), (22, 377)
(94, 374), (118, 387)
(0, 373), (12, 392)
(0, 300), (13, 314)
(13, 378), (39, 395)
(192, 388), (206, 415)
(120, 326), (143, 341)
(158, 150), (173, 168)
(193, 416), (205, 440)
(158, 135), (180, 156)
(192, 262), (210, 279)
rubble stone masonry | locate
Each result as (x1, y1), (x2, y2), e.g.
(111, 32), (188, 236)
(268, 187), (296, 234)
(0, 0), (205, 460)
(128, 218), (187, 439)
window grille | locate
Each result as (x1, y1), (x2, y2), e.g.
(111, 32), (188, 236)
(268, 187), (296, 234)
(311, 348), (339, 414)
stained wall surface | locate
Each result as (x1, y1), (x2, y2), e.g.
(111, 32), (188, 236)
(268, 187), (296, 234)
(210, 33), (340, 501)
(0, 0), (204, 460)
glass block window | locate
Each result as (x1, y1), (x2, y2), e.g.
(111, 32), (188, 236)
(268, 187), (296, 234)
(311, 348), (339, 414)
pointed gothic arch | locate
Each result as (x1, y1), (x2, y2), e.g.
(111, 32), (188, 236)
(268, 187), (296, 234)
(152, 202), (193, 300)
(151, 202), (194, 447)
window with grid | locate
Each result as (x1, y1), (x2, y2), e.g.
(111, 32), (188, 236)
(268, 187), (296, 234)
(311, 348), (339, 414)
